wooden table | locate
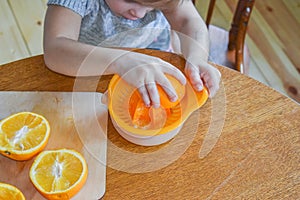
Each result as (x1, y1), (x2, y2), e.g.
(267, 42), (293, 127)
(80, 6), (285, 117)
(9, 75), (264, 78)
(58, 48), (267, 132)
(1, 50), (299, 199)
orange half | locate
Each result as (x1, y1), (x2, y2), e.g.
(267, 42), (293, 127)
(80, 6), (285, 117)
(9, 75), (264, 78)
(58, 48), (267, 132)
(29, 149), (88, 200)
(0, 182), (25, 200)
(0, 112), (50, 161)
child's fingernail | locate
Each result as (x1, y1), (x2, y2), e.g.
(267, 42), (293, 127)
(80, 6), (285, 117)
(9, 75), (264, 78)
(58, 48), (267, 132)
(196, 84), (203, 91)
(144, 100), (151, 107)
(170, 96), (178, 102)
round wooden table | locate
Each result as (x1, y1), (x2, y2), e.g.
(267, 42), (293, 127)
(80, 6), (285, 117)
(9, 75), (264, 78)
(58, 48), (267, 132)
(0, 50), (299, 199)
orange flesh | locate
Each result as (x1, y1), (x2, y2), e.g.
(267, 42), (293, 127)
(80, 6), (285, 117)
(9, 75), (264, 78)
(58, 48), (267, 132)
(129, 90), (172, 129)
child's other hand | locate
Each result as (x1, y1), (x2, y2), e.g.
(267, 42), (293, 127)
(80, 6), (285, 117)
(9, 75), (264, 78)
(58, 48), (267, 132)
(184, 60), (221, 98)
(114, 52), (186, 108)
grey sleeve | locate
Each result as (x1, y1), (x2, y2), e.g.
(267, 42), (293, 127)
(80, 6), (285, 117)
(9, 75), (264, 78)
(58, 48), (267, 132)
(47, 0), (90, 17)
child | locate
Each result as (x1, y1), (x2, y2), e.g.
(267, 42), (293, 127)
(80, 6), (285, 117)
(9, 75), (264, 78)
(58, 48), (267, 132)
(43, 0), (221, 108)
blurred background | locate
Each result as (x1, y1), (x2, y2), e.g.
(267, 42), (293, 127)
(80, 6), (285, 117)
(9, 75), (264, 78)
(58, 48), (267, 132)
(0, 0), (299, 103)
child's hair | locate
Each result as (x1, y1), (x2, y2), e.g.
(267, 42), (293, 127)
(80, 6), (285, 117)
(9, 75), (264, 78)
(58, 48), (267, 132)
(128, 0), (182, 9)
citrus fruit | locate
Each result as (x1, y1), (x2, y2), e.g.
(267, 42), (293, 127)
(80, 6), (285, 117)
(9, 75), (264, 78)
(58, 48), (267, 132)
(149, 106), (170, 129)
(132, 99), (151, 128)
(0, 112), (50, 161)
(29, 149), (88, 200)
(128, 74), (184, 129)
(128, 90), (142, 120)
(0, 182), (25, 200)
(158, 74), (185, 108)
(130, 97), (171, 129)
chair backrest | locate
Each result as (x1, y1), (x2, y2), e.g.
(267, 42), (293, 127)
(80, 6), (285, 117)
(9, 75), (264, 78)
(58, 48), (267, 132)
(192, 0), (255, 73)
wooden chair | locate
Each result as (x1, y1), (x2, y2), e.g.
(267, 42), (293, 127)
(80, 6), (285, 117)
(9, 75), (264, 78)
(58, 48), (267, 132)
(192, 0), (255, 74)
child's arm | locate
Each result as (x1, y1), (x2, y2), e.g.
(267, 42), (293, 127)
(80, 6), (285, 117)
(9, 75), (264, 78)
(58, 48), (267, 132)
(163, 0), (221, 97)
(44, 5), (186, 108)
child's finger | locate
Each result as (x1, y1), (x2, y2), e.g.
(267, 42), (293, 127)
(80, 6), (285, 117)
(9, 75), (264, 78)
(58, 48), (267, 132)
(201, 67), (221, 98)
(146, 83), (160, 108)
(185, 63), (204, 91)
(138, 86), (151, 107)
(207, 82), (218, 98)
(157, 76), (178, 103)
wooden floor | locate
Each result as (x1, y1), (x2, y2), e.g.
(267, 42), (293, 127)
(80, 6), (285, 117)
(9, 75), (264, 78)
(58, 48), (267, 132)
(0, 0), (299, 103)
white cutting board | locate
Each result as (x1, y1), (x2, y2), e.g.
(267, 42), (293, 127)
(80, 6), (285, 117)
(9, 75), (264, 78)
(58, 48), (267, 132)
(0, 91), (107, 199)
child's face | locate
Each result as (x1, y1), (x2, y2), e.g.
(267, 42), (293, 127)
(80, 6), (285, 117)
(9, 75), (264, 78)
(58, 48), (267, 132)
(105, 0), (154, 20)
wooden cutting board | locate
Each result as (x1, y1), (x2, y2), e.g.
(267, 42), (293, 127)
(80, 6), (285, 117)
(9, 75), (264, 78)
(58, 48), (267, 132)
(0, 91), (107, 199)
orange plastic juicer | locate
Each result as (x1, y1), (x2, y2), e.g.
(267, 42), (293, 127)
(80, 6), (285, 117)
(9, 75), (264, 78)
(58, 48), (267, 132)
(107, 74), (208, 146)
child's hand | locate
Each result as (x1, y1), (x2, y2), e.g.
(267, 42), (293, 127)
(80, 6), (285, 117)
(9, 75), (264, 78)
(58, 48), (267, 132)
(113, 51), (186, 108)
(184, 60), (221, 97)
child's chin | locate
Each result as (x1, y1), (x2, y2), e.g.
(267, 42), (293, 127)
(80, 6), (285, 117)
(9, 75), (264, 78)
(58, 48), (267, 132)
(124, 15), (140, 20)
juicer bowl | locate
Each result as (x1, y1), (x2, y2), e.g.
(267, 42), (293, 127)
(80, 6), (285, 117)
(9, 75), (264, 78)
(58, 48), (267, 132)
(107, 74), (208, 146)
